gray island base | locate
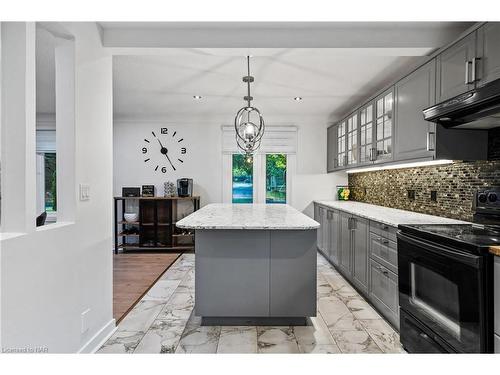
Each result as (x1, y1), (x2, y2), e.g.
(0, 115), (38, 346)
(176, 204), (320, 326)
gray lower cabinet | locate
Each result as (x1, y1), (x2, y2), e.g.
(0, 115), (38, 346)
(351, 216), (369, 294)
(339, 211), (352, 275)
(369, 259), (399, 329)
(369, 232), (398, 274)
(327, 208), (341, 266)
(314, 203), (400, 330)
(436, 31), (477, 102)
(477, 22), (500, 86)
(394, 60), (436, 161)
(315, 205), (327, 253)
(495, 334), (500, 354)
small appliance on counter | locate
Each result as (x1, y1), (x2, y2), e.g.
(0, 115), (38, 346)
(177, 178), (193, 197)
(122, 187), (140, 197)
(397, 187), (500, 353)
(336, 185), (350, 200)
(141, 185), (155, 197)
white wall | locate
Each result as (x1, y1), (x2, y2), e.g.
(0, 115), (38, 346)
(114, 115), (347, 217)
(0, 22), (113, 353)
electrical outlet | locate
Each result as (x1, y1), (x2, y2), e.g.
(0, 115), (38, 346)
(431, 190), (438, 202)
(80, 184), (90, 201)
(407, 189), (416, 200)
(81, 308), (91, 334)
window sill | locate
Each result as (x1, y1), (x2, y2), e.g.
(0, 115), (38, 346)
(36, 221), (74, 232)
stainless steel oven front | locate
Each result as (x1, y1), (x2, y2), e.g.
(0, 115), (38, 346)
(397, 232), (493, 353)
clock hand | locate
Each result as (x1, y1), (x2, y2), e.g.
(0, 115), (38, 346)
(164, 152), (176, 171)
(157, 138), (165, 149)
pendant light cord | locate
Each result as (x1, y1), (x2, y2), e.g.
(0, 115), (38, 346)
(247, 55), (251, 107)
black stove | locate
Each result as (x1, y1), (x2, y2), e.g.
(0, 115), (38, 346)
(398, 223), (500, 254)
(397, 187), (498, 353)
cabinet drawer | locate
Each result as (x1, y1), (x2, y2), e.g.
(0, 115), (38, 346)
(369, 259), (399, 329)
(370, 220), (397, 242)
(369, 232), (398, 273)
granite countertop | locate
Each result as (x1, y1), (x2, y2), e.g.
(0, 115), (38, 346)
(314, 200), (469, 227)
(176, 203), (320, 230)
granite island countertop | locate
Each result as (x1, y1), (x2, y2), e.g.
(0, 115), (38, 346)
(176, 203), (320, 230)
(314, 200), (469, 227)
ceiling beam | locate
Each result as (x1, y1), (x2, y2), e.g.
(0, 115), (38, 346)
(100, 22), (475, 49)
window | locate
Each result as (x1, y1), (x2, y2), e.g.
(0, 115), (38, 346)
(42, 153), (57, 213)
(36, 130), (57, 220)
(266, 154), (286, 204)
(232, 154), (253, 203)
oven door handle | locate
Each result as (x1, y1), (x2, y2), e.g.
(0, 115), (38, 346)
(397, 232), (482, 268)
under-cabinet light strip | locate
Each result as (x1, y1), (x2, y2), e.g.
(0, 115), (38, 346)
(345, 159), (454, 174)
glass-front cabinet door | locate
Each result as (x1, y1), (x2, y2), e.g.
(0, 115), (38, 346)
(337, 120), (347, 168)
(359, 103), (374, 164)
(374, 88), (394, 162)
(346, 113), (359, 166)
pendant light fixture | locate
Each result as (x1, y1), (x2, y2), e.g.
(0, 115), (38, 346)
(234, 56), (265, 157)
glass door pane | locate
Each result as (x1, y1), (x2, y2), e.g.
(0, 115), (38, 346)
(346, 114), (358, 165)
(266, 154), (287, 204)
(375, 90), (393, 160)
(232, 154), (254, 203)
(359, 104), (373, 163)
(337, 121), (346, 167)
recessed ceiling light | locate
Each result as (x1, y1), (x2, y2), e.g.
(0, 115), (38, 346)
(294, 97), (303, 101)
(193, 95), (202, 100)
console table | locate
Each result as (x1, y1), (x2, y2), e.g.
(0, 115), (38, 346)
(114, 196), (200, 254)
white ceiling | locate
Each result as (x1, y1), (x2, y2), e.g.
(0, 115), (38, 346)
(36, 22), (475, 125)
(113, 48), (429, 123)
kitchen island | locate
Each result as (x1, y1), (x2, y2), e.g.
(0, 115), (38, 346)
(176, 203), (320, 325)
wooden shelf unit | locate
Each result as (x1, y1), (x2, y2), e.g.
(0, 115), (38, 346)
(114, 196), (200, 254)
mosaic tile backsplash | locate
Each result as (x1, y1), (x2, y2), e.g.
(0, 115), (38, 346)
(348, 160), (500, 221)
(348, 128), (500, 221)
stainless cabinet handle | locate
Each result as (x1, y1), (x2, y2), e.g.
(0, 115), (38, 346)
(465, 60), (469, 84)
(426, 131), (435, 152)
(472, 57), (481, 82)
(382, 239), (389, 245)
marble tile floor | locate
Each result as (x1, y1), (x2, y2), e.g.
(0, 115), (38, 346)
(98, 252), (403, 354)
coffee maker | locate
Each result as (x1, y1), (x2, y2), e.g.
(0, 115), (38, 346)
(177, 178), (193, 197)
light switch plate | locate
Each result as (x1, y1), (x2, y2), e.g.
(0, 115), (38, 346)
(80, 184), (90, 201)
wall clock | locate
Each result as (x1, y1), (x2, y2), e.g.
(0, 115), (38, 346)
(141, 127), (187, 173)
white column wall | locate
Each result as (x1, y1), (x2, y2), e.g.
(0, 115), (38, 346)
(0, 22), (113, 353)
(0, 22), (37, 234)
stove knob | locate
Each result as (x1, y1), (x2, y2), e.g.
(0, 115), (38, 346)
(478, 193), (488, 204)
(488, 192), (498, 203)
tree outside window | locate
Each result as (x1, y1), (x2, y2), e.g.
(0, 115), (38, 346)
(232, 154), (253, 203)
(266, 154), (286, 204)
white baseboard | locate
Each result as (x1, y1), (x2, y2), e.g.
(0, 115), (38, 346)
(78, 318), (116, 354)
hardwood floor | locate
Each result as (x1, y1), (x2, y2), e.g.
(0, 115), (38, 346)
(113, 253), (181, 323)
